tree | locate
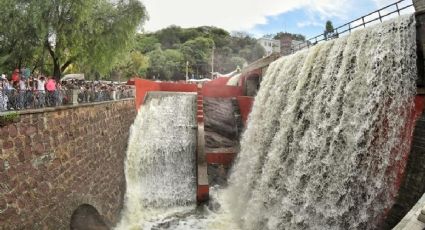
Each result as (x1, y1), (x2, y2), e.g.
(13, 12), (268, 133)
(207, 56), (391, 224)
(135, 35), (160, 53)
(0, 0), (44, 73)
(324, 20), (335, 40)
(130, 26), (267, 78)
(325, 20), (334, 33)
(44, 0), (147, 79)
(146, 48), (184, 80)
(113, 51), (149, 79)
(180, 37), (214, 76)
(273, 32), (306, 41)
(0, 0), (147, 80)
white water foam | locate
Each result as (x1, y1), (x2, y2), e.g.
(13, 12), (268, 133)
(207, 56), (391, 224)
(225, 15), (417, 230)
(116, 93), (197, 229)
(116, 14), (417, 230)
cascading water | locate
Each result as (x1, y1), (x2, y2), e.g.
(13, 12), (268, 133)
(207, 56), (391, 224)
(224, 15), (417, 230)
(116, 15), (418, 230)
(116, 92), (197, 229)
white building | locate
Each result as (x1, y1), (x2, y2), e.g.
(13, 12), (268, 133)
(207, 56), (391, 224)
(258, 37), (281, 56)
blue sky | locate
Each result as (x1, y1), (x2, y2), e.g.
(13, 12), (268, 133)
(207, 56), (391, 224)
(141, 0), (414, 39)
(251, 0), (413, 38)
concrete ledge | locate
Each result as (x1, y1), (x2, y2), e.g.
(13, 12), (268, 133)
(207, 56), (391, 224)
(0, 98), (135, 116)
(394, 193), (425, 230)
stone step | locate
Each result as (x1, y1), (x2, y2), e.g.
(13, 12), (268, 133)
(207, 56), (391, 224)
(206, 152), (236, 165)
(197, 115), (204, 123)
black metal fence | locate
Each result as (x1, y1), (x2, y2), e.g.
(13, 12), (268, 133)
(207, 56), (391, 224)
(0, 88), (135, 112)
(292, 0), (414, 52)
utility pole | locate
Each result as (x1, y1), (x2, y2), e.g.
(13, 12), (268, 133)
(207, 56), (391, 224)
(211, 45), (215, 79)
(185, 61), (189, 81)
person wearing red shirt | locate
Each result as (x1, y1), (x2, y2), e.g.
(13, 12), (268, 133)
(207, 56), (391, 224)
(11, 69), (20, 83)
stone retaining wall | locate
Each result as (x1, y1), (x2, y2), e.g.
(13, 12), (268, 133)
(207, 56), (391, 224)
(0, 99), (136, 229)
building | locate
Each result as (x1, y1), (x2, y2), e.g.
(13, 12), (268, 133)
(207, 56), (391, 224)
(280, 37), (308, 56)
(258, 37), (281, 56)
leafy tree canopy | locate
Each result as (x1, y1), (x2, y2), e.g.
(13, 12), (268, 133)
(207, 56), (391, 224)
(0, 0), (147, 80)
(135, 26), (265, 80)
(325, 20), (334, 33)
(273, 32), (306, 41)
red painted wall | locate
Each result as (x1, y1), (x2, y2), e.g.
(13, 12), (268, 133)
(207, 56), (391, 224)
(206, 152), (236, 165)
(159, 82), (198, 92)
(134, 79), (160, 111)
(237, 96), (254, 126)
(394, 96), (425, 189)
(134, 79), (199, 110)
(205, 77), (230, 86)
(202, 85), (243, 98)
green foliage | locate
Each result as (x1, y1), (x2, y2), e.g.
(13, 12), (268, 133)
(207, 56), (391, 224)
(0, 1), (43, 73)
(273, 32), (306, 41)
(0, 112), (20, 126)
(146, 48), (185, 80)
(324, 20), (337, 40)
(325, 20), (334, 33)
(135, 35), (160, 53)
(134, 26), (264, 80)
(0, 0), (147, 80)
(180, 37), (214, 64)
(114, 51), (149, 79)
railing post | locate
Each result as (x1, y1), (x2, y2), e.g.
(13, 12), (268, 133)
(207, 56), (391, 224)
(396, 3), (401, 16)
(413, 0), (425, 87)
(71, 89), (79, 105)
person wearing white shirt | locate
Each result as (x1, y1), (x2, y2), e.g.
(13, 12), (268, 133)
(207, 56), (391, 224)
(18, 78), (27, 109)
(36, 76), (46, 107)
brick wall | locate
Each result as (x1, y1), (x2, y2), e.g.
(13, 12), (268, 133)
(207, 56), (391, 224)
(0, 99), (136, 229)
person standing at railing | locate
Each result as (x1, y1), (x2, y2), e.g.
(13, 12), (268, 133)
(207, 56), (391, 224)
(0, 75), (9, 111)
(11, 69), (20, 84)
(18, 77), (27, 110)
(56, 82), (64, 106)
(36, 75), (46, 108)
(46, 76), (56, 107)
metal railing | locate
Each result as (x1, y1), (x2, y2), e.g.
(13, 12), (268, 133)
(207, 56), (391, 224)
(292, 0), (414, 53)
(0, 88), (135, 112)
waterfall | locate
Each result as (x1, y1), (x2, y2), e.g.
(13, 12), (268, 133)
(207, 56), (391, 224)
(224, 15), (417, 230)
(115, 14), (418, 230)
(116, 92), (197, 229)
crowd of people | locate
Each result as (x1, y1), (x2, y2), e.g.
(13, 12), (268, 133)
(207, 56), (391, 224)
(0, 69), (135, 112)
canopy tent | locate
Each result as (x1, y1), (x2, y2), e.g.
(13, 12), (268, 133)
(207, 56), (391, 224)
(61, 74), (85, 81)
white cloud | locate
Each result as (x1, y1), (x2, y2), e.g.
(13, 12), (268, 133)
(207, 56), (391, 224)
(297, 21), (323, 28)
(140, 0), (354, 32)
(373, 0), (401, 7)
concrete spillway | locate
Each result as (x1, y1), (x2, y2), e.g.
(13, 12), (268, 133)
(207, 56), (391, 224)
(224, 15), (417, 230)
(116, 92), (197, 229)
(117, 14), (420, 230)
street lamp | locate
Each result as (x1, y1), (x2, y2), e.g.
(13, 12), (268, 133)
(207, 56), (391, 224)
(211, 44), (215, 79)
(185, 61), (189, 81)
